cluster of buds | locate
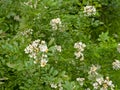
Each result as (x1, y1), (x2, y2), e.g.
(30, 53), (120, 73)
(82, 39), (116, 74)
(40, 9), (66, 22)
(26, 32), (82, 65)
(83, 5), (96, 16)
(93, 77), (115, 90)
(50, 18), (62, 30)
(74, 42), (86, 61)
(24, 39), (48, 67)
(112, 59), (120, 70)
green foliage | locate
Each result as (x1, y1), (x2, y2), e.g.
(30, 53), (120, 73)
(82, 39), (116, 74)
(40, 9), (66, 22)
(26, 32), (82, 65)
(0, 0), (120, 90)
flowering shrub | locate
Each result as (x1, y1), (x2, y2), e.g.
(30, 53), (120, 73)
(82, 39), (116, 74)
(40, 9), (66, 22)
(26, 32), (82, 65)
(0, 0), (120, 90)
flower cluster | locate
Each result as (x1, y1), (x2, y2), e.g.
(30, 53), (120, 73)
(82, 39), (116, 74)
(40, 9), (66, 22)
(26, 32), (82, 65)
(87, 64), (115, 90)
(74, 42), (86, 61)
(24, 39), (48, 67)
(83, 5), (96, 16)
(112, 59), (120, 70)
(21, 29), (33, 36)
(50, 83), (63, 90)
(88, 64), (100, 76)
(93, 77), (115, 90)
(50, 18), (62, 30)
(76, 77), (85, 86)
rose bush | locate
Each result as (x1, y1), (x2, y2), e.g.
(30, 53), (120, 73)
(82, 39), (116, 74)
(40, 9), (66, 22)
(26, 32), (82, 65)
(0, 0), (120, 90)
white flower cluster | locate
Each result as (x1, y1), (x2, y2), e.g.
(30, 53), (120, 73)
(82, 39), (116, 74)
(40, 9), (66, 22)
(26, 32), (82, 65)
(74, 42), (86, 61)
(112, 60), (120, 70)
(50, 18), (62, 30)
(84, 5), (96, 16)
(24, 39), (48, 67)
(117, 43), (120, 53)
(87, 64), (115, 90)
(76, 77), (85, 86)
(88, 64), (100, 76)
(50, 83), (57, 89)
(50, 83), (63, 90)
(21, 29), (33, 36)
(93, 77), (115, 90)
(23, 0), (38, 9)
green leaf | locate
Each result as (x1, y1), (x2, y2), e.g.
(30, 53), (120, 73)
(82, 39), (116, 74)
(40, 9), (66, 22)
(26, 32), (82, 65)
(6, 62), (16, 68)
(98, 32), (109, 42)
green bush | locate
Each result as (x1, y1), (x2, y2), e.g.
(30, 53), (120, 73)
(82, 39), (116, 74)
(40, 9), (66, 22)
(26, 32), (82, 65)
(0, 0), (120, 90)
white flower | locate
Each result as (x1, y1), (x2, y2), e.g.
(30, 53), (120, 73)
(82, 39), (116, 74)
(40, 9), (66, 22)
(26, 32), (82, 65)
(55, 45), (62, 52)
(32, 39), (40, 47)
(96, 77), (104, 85)
(40, 59), (48, 67)
(24, 39), (40, 59)
(50, 83), (57, 88)
(41, 40), (45, 44)
(105, 77), (115, 88)
(84, 5), (96, 16)
(76, 77), (85, 86)
(39, 44), (48, 52)
(88, 65), (99, 75)
(50, 18), (62, 30)
(25, 39), (48, 59)
(25, 40), (49, 66)
(76, 77), (85, 82)
(39, 41), (48, 52)
(112, 60), (120, 70)
(74, 42), (86, 61)
(107, 80), (113, 86)
(74, 42), (86, 52)
(50, 18), (61, 25)
(93, 82), (99, 89)
(74, 51), (84, 60)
